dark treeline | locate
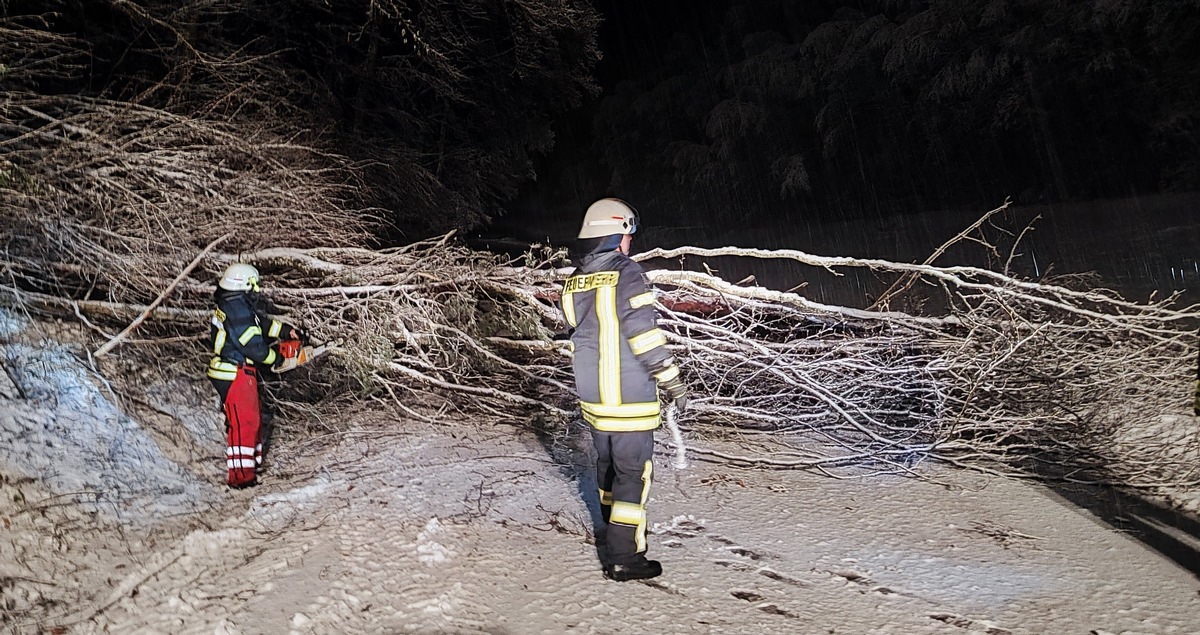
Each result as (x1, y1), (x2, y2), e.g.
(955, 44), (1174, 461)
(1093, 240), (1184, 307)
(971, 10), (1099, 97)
(6, 1), (1199, 236)
(535, 0), (1200, 229)
(2, 0), (600, 236)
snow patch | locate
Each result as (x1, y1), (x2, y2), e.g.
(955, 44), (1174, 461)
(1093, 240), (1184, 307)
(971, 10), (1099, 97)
(651, 513), (707, 536)
(0, 321), (213, 520)
(408, 582), (463, 616)
(415, 517), (454, 566)
(181, 528), (250, 561)
(254, 476), (335, 507)
(213, 619), (243, 635)
(0, 308), (28, 338)
(248, 475), (336, 530)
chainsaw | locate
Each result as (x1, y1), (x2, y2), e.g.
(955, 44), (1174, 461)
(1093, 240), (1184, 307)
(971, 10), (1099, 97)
(273, 337), (343, 373)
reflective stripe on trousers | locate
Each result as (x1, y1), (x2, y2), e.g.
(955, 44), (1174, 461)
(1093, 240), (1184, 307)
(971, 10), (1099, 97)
(592, 428), (655, 564)
(224, 366), (261, 487)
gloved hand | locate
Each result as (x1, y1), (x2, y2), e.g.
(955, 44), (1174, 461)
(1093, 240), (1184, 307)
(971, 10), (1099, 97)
(659, 374), (688, 412)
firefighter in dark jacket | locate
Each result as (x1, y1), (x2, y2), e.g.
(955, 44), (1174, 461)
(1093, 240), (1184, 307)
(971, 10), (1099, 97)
(560, 198), (688, 582)
(207, 263), (299, 489)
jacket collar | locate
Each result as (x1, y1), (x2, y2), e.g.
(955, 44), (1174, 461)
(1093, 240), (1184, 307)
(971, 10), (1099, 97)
(578, 249), (625, 271)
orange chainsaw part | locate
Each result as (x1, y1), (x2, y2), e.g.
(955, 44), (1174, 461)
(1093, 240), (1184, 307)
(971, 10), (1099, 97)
(278, 338), (301, 359)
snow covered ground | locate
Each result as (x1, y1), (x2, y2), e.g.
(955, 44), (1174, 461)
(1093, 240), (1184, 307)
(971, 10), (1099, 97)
(3, 311), (1200, 635)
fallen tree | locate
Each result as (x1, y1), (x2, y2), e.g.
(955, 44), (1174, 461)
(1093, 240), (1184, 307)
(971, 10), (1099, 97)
(4, 196), (1198, 500)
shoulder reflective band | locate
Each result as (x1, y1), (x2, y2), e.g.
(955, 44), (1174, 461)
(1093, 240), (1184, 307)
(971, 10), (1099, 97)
(212, 310), (228, 354)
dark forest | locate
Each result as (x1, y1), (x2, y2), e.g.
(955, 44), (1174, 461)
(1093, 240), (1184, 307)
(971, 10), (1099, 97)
(529, 0), (1200, 230)
(5, 0), (1197, 237)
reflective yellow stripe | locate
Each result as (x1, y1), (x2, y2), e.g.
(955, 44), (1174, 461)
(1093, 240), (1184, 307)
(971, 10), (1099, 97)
(581, 411), (661, 432)
(610, 501), (645, 526)
(636, 460), (653, 552)
(597, 284), (621, 404)
(207, 357), (238, 381)
(263, 349), (277, 365)
(654, 364), (680, 382)
(599, 489), (613, 506)
(268, 319), (283, 338)
(213, 328), (226, 355)
(581, 400), (660, 418)
(639, 460), (653, 506)
(209, 357), (238, 372)
(629, 292), (656, 309)
(238, 325), (262, 346)
(562, 291), (577, 327)
(628, 328), (667, 355)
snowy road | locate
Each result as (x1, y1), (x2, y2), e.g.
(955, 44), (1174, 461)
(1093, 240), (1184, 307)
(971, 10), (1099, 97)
(6, 422), (1199, 635)
(2, 316), (1199, 634)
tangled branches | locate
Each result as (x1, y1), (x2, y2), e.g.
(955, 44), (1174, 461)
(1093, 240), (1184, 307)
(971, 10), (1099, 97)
(639, 234), (1200, 491)
(5, 205), (1199, 502)
(1, 83), (1195, 492)
(222, 237), (577, 426)
(0, 92), (371, 307)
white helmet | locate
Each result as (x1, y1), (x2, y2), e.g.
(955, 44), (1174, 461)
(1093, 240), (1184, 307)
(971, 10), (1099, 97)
(218, 263), (260, 292)
(578, 198), (639, 239)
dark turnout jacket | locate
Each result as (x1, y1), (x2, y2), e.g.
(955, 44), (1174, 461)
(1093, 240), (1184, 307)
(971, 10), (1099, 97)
(561, 250), (676, 431)
(207, 289), (289, 382)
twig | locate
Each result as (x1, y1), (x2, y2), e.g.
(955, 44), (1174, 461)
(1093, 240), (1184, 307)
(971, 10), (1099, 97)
(93, 232), (232, 357)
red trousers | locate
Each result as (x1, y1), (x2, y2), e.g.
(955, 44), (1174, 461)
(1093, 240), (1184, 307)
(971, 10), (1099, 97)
(224, 366), (263, 487)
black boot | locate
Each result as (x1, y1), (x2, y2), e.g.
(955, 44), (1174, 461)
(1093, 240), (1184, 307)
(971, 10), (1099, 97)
(603, 558), (662, 582)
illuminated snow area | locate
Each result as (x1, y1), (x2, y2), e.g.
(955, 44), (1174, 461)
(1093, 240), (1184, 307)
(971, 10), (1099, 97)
(2, 310), (1198, 634)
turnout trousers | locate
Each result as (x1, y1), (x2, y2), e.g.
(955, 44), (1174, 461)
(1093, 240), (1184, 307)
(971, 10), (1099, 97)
(591, 428), (655, 564)
(212, 365), (263, 488)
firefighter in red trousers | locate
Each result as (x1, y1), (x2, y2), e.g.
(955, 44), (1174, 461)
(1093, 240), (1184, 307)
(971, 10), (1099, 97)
(207, 263), (300, 488)
(560, 198), (688, 582)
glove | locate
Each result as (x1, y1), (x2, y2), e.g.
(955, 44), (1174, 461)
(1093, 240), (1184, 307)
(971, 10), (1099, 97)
(659, 375), (688, 412)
